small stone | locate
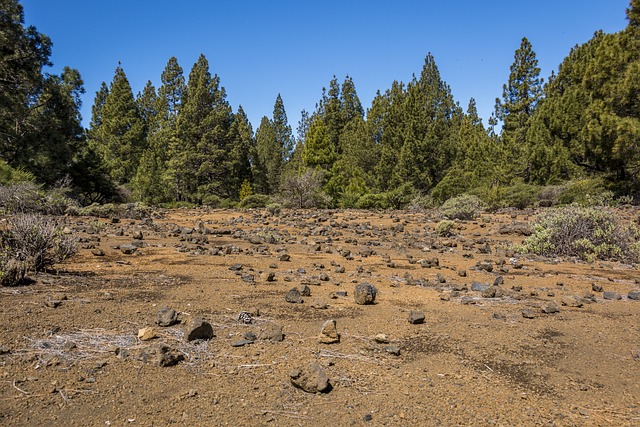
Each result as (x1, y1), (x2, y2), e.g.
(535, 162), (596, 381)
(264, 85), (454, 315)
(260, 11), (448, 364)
(522, 308), (535, 319)
(156, 306), (178, 327)
(354, 283), (377, 305)
(259, 323), (284, 342)
(120, 244), (137, 255)
(408, 311), (425, 324)
(460, 296), (476, 305)
(132, 230), (144, 240)
(279, 253), (291, 262)
(384, 345), (401, 356)
(374, 334), (389, 344)
(138, 327), (157, 341)
(419, 258), (439, 268)
(493, 276), (504, 286)
(264, 272), (276, 282)
(184, 318), (214, 341)
(285, 288), (303, 303)
(91, 248), (105, 256)
(457, 269), (467, 277)
(310, 299), (328, 309)
(299, 284), (311, 297)
(541, 301), (560, 314)
(289, 364), (331, 393)
(603, 291), (622, 300)
(156, 344), (184, 367)
(628, 290), (640, 300)
(243, 331), (257, 341)
(440, 292), (451, 301)
(231, 339), (254, 347)
(561, 296), (584, 307)
(319, 319), (340, 344)
(471, 282), (488, 292)
(241, 273), (255, 284)
(592, 283), (603, 292)
(228, 264), (243, 271)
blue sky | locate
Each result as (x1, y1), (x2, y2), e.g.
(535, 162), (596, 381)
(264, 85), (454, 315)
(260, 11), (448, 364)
(22, 1), (630, 132)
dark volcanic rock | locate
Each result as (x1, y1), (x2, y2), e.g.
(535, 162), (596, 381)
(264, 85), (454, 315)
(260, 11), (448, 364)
(408, 311), (425, 324)
(184, 318), (214, 341)
(289, 363), (331, 393)
(156, 306), (178, 327)
(285, 287), (304, 303)
(354, 283), (378, 305)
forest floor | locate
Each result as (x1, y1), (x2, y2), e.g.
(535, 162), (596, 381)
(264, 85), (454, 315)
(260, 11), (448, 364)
(0, 207), (639, 426)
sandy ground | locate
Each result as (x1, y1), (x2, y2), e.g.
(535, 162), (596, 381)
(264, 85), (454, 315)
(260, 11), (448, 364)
(1, 207), (639, 426)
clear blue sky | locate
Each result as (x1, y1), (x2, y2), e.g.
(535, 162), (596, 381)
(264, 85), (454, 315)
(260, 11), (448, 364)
(22, 0), (630, 132)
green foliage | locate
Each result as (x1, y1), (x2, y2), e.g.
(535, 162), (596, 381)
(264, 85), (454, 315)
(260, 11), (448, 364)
(500, 183), (541, 209)
(520, 206), (639, 262)
(0, 160), (35, 185)
(238, 194), (272, 209)
(239, 180), (253, 201)
(435, 219), (455, 237)
(354, 193), (389, 210)
(384, 182), (417, 210)
(0, 214), (77, 285)
(266, 203), (282, 215)
(440, 194), (482, 220)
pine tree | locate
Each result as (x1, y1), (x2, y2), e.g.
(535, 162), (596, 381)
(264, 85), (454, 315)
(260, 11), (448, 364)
(136, 81), (158, 133)
(394, 53), (461, 192)
(254, 116), (276, 194)
(91, 65), (145, 186)
(133, 57), (185, 203)
(272, 94), (294, 162)
(494, 37), (543, 181)
(227, 106), (254, 198)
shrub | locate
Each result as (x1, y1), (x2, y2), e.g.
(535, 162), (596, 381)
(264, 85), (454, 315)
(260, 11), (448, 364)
(519, 205), (640, 262)
(266, 203), (282, 215)
(501, 183), (540, 209)
(281, 169), (331, 209)
(435, 219), (455, 237)
(440, 194), (482, 220)
(384, 183), (416, 210)
(238, 194), (272, 209)
(408, 194), (437, 212)
(355, 193), (389, 210)
(201, 194), (222, 208)
(0, 214), (77, 285)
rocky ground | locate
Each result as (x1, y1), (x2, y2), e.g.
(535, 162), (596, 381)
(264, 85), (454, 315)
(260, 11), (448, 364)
(0, 207), (639, 426)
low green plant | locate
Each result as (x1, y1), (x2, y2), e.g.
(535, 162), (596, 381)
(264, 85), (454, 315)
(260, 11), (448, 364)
(355, 193), (389, 210)
(519, 205), (640, 262)
(238, 194), (272, 209)
(266, 203), (282, 215)
(440, 194), (482, 220)
(435, 219), (455, 237)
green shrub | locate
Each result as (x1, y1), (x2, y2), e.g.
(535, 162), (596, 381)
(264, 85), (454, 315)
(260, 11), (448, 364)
(201, 194), (222, 208)
(384, 183), (416, 210)
(440, 194), (482, 220)
(435, 219), (455, 237)
(519, 205), (639, 262)
(501, 183), (540, 209)
(266, 203), (282, 215)
(556, 178), (608, 206)
(238, 194), (272, 209)
(408, 194), (437, 212)
(0, 214), (77, 285)
(355, 193), (389, 210)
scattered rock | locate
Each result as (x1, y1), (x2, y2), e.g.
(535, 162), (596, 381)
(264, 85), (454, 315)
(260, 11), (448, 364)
(319, 319), (340, 344)
(374, 334), (389, 344)
(561, 296), (584, 307)
(407, 311), (425, 324)
(542, 301), (560, 314)
(156, 306), (178, 327)
(184, 318), (214, 341)
(237, 311), (253, 324)
(289, 363), (331, 393)
(156, 344), (184, 367)
(259, 323), (284, 342)
(279, 253), (291, 262)
(471, 282), (489, 292)
(592, 283), (603, 292)
(354, 283), (377, 305)
(231, 339), (254, 347)
(521, 308), (535, 319)
(285, 287), (303, 303)
(603, 291), (622, 300)
(120, 244), (137, 255)
(138, 327), (157, 341)
(460, 296), (476, 305)
(628, 290), (640, 300)
(299, 284), (312, 297)
(419, 258), (439, 268)
(91, 248), (105, 256)
(384, 345), (401, 356)
(132, 230), (144, 240)
(311, 299), (328, 309)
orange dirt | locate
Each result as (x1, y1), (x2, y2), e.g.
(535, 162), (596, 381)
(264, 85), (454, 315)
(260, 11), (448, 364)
(1, 208), (639, 426)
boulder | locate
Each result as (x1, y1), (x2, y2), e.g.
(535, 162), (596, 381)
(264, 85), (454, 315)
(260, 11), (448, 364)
(407, 311), (425, 324)
(184, 318), (214, 341)
(354, 283), (378, 305)
(319, 319), (340, 344)
(289, 363), (331, 393)
(156, 306), (178, 327)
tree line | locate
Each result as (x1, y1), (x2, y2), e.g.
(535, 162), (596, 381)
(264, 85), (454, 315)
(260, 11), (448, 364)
(1, 0), (639, 209)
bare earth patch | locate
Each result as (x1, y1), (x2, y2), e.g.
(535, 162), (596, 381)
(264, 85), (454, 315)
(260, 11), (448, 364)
(0, 208), (639, 426)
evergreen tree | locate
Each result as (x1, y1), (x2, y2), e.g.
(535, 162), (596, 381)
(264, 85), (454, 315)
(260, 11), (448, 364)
(254, 116), (276, 193)
(372, 81), (406, 191)
(133, 57), (185, 203)
(227, 105), (254, 197)
(272, 94), (294, 162)
(136, 80), (158, 132)
(494, 37), (543, 181)
(90, 65), (145, 186)
(394, 53), (461, 192)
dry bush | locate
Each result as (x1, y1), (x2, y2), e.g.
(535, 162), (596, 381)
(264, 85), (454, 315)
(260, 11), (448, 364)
(0, 214), (77, 285)
(520, 206), (640, 262)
